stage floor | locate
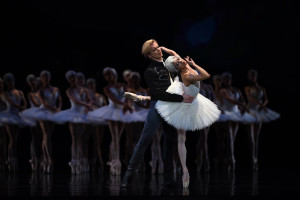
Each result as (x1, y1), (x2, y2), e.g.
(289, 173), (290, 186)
(0, 166), (299, 199)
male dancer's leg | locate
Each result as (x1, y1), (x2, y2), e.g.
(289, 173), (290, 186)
(121, 101), (162, 187)
(161, 120), (177, 186)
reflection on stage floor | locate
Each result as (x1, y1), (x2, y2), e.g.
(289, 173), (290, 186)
(0, 167), (299, 199)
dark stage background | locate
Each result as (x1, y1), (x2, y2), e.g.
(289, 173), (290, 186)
(1, 0), (299, 173)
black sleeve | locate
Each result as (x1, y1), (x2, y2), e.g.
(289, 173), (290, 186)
(144, 68), (183, 102)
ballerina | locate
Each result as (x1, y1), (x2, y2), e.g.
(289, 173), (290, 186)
(244, 68), (280, 170)
(51, 70), (92, 174)
(30, 70), (63, 173)
(219, 72), (256, 172)
(86, 77), (108, 172)
(124, 47), (221, 187)
(87, 67), (143, 176)
(0, 73), (31, 172)
(20, 74), (43, 171)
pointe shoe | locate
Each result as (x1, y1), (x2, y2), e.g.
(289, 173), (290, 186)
(40, 161), (46, 173)
(252, 159), (258, 171)
(182, 169), (190, 188)
(29, 159), (37, 171)
(6, 160), (12, 172)
(75, 160), (81, 175)
(68, 160), (76, 174)
(227, 159), (236, 173)
(115, 160), (122, 176)
(47, 162), (53, 173)
(158, 163), (164, 174)
(149, 161), (156, 174)
(107, 160), (116, 175)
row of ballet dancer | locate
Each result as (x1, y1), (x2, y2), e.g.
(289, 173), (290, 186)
(0, 66), (280, 177)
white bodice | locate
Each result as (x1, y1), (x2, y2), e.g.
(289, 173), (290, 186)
(40, 89), (59, 108)
(69, 91), (87, 113)
(108, 86), (125, 108)
(4, 92), (21, 115)
(29, 92), (41, 108)
(248, 87), (264, 109)
(183, 81), (200, 98)
(222, 89), (240, 112)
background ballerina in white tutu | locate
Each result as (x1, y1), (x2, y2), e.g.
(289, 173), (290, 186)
(0, 73), (30, 172)
(32, 70), (63, 173)
(87, 67), (144, 176)
(20, 74), (43, 172)
(244, 68), (280, 171)
(51, 70), (93, 174)
(86, 77), (108, 172)
(124, 47), (221, 188)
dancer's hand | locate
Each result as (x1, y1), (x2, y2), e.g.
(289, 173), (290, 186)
(184, 56), (196, 66)
(182, 92), (194, 103)
(124, 92), (140, 102)
(122, 104), (133, 114)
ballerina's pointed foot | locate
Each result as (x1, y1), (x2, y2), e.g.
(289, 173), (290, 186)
(158, 163), (164, 174)
(182, 169), (190, 188)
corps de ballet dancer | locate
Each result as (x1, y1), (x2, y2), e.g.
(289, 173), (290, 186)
(124, 46), (221, 187)
(86, 77), (108, 172)
(121, 70), (140, 169)
(20, 74), (43, 171)
(194, 79), (216, 173)
(87, 67), (144, 176)
(244, 69), (280, 170)
(51, 70), (93, 174)
(211, 74), (231, 170)
(123, 71), (150, 172)
(126, 72), (164, 175)
(219, 72), (256, 172)
(74, 72), (94, 173)
(0, 73), (33, 172)
(29, 70), (63, 173)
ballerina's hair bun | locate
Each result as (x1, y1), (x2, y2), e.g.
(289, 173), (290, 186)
(164, 56), (178, 73)
(65, 70), (77, 80)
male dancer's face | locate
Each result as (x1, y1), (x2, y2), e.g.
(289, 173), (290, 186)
(147, 42), (163, 61)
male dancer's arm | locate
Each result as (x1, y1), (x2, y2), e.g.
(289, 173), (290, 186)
(144, 68), (183, 102)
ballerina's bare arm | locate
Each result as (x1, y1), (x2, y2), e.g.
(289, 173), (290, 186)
(184, 56), (210, 82)
(160, 46), (181, 58)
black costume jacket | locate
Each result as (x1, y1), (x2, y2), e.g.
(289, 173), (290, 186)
(144, 59), (183, 102)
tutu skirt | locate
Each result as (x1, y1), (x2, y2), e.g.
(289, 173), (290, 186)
(51, 109), (90, 124)
(0, 111), (35, 127)
(155, 93), (221, 131)
(87, 105), (144, 123)
(248, 107), (280, 123)
(223, 110), (257, 124)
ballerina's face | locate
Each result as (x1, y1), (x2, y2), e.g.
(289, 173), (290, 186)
(104, 70), (116, 83)
(173, 57), (186, 70)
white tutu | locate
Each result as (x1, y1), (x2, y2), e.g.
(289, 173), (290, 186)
(223, 110), (257, 124)
(248, 107), (280, 123)
(0, 111), (35, 127)
(135, 108), (149, 122)
(20, 107), (41, 126)
(28, 107), (55, 122)
(51, 109), (89, 124)
(87, 103), (144, 123)
(0, 95), (35, 127)
(155, 77), (221, 131)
